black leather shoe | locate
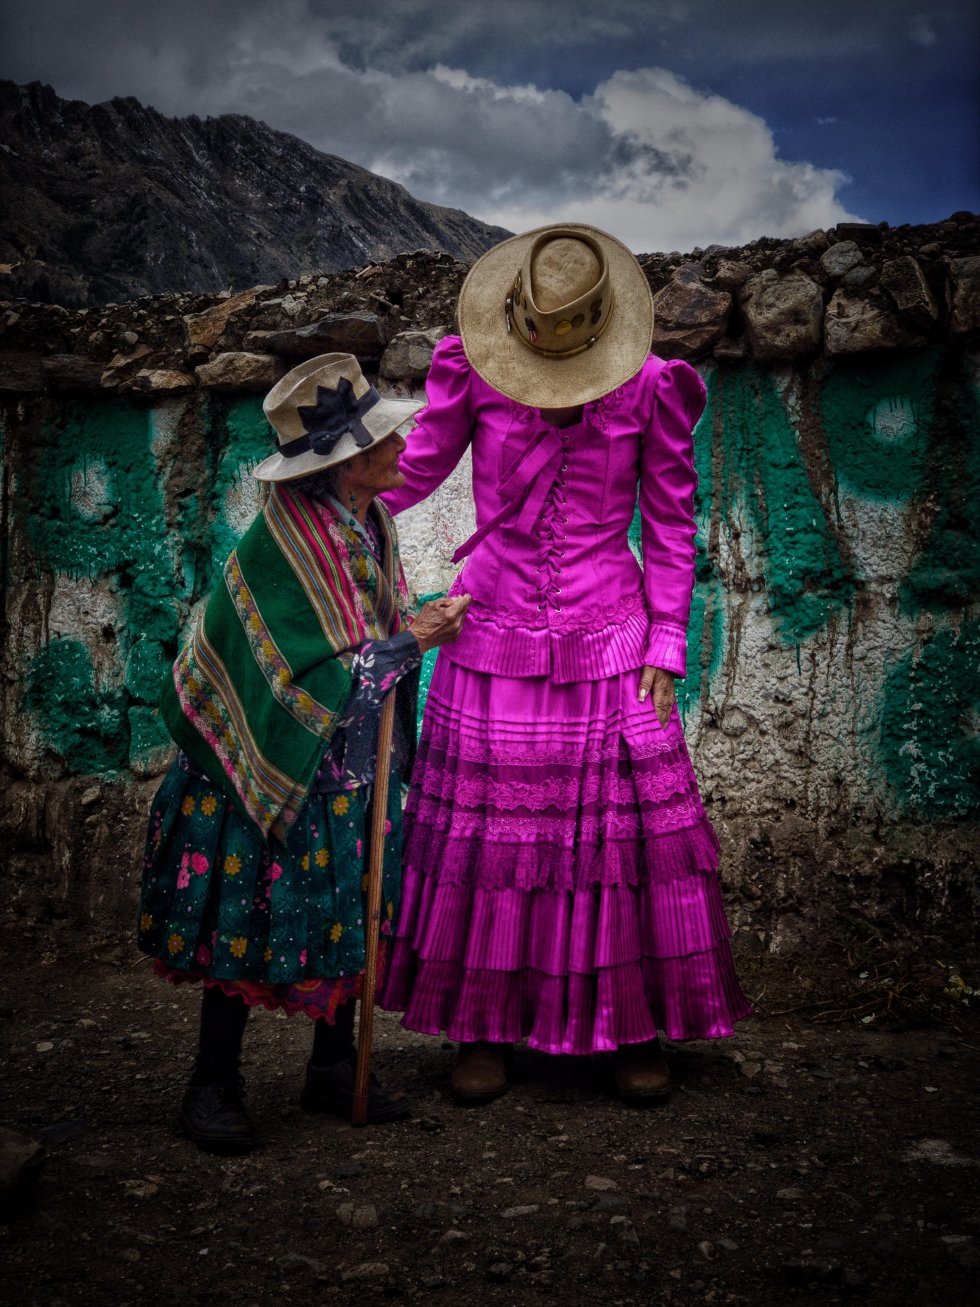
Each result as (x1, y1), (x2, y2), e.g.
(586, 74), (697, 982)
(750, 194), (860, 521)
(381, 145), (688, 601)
(300, 1056), (410, 1123)
(178, 1076), (256, 1154)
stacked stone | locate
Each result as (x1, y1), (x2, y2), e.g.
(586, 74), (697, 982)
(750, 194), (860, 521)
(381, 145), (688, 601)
(0, 250), (466, 396)
(641, 214), (979, 363)
(0, 216), (977, 397)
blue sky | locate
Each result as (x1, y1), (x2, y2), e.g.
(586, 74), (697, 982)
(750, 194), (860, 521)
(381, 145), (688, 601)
(2, 0), (977, 251)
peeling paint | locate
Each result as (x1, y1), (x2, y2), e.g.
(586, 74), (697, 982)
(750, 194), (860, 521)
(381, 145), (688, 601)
(24, 636), (127, 774)
(2, 348), (977, 939)
(878, 617), (980, 819)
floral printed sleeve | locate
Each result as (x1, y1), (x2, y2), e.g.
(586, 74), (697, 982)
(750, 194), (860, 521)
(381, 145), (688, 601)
(315, 630), (422, 793)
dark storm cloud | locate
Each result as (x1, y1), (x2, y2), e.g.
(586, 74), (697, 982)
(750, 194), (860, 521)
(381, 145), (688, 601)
(307, 0), (975, 77)
(4, 1), (973, 106)
(604, 137), (695, 182)
(1, 1), (975, 247)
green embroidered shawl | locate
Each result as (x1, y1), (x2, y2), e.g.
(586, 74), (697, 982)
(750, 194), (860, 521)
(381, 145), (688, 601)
(160, 484), (411, 843)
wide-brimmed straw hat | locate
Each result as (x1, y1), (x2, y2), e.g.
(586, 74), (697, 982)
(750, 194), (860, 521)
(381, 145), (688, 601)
(253, 353), (424, 483)
(458, 223), (654, 408)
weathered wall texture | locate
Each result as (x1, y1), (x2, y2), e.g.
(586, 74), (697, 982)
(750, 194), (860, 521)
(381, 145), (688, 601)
(1, 221), (978, 957)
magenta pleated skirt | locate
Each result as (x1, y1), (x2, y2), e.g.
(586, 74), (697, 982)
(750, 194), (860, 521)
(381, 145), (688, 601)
(380, 655), (752, 1054)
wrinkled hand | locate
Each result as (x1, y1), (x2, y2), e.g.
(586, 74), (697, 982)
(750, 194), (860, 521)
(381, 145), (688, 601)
(411, 594), (471, 654)
(639, 665), (676, 727)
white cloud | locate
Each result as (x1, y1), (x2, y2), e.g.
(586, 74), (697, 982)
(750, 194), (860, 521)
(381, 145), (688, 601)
(575, 68), (859, 248)
(429, 65), (549, 105)
(2, 1), (863, 250)
(342, 63), (861, 249)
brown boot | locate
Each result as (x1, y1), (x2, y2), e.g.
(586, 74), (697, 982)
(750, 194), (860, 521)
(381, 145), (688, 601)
(614, 1039), (672, 1103)
(450, 1042), (509, 1105)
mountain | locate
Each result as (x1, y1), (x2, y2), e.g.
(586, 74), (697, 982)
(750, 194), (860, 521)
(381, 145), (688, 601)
(0, 80), (510, 306)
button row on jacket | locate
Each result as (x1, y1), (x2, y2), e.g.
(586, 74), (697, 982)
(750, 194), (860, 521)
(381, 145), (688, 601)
(533, 429), (573, 614)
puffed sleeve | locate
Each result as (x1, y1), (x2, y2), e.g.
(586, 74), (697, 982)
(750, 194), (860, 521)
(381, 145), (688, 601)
(379, 335), (475, 515)
(638, 358), (707, 677)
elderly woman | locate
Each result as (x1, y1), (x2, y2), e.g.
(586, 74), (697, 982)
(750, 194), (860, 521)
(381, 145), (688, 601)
(137, 353), (469, 1152)
(381, 225), (751, 1103)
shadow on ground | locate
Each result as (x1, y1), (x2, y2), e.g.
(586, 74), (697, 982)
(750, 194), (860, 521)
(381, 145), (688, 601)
(1, 938), (978, 1307)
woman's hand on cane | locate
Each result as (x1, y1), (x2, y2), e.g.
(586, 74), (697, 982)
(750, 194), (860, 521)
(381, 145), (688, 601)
(411, 595), (471, 654)
(639, 665), (676, 728)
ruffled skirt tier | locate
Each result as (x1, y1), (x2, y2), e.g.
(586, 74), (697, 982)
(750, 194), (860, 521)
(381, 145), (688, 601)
(381, 656), (752, 1054)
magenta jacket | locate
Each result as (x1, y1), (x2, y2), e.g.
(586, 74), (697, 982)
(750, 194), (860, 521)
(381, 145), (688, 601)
(381, 336), (706, 683)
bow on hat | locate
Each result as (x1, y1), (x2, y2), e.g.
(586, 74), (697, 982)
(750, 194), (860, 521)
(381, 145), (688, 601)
(295, 378), (377, 456)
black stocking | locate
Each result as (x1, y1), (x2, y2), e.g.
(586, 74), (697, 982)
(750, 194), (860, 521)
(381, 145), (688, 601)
(190, 984), (250, 1086)
(311, 1000), (356, 1068)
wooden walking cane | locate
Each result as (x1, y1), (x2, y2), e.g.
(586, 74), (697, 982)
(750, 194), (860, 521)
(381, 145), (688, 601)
(352, 692), (397, 1126)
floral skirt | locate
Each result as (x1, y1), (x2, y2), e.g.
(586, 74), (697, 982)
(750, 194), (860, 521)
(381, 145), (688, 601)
(380, 656), (752, 1053)
(137, 755), (402, 1020)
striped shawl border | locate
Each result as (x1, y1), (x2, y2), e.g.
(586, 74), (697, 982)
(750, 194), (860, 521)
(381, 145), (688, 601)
(224, 552), (339, 739)
(164, 486), (413, 845)
(267, 488), (409, 651)
(172, 621), (302, 835)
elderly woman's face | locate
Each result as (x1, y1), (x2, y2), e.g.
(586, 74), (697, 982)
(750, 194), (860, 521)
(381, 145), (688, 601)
(346, 429), (408, 496)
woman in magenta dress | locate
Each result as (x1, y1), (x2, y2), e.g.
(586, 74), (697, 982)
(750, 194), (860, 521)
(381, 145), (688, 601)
(380, 224), (751, 1102)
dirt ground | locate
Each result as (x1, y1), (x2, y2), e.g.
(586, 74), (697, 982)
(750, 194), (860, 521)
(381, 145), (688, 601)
(1, 931), (978, 1307)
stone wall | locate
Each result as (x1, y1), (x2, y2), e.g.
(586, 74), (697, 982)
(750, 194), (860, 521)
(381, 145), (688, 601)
(1, 217), (978, 956)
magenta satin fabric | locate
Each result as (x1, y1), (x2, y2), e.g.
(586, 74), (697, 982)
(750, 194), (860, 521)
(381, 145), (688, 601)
(380, 659), (752, 1054)
(381, 335), (705, 679)
(380, 338), (751, 1052)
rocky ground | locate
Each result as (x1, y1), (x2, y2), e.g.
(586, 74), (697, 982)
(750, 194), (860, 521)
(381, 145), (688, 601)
(1, 935), (978, 1307)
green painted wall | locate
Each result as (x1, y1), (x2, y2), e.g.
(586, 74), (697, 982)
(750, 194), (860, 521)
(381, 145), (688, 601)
(3, 349), (978, 841)
(9, 393), (275, 778)
(628, 349), (977, 821)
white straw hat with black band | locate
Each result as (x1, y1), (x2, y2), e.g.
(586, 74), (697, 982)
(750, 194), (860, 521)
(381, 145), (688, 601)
(254, 353), (425, 483)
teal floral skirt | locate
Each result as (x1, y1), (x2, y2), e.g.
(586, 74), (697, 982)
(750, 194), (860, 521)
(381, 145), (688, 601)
(136, 754), (403, 1021)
